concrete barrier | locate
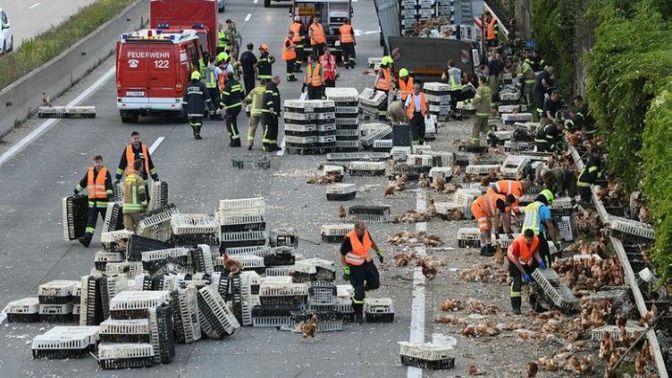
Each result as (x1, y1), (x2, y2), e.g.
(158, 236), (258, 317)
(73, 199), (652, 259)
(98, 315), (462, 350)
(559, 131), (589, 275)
(0, 0), (148, 139)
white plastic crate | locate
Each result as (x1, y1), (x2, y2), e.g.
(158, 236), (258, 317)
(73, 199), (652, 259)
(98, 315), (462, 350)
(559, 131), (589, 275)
(335, 140), (360, 150)
(335, 106), (359, 114)
(500, 155), (530, 179)
(499, 91), (521, 102)
(298, 258), (336, 272)
(452, 189), (480, 206)
(504, 140), (534, 152)
(220, 231), (266, 243)
(286, 135), (318, 145)
(532, 269), (579, 310)
(591, 323), (646, 342)
(170, 214), (218, 235)
(197, 286), (240, 336)
(141, 248), (190, 264)
(192, 244), (215, 275)
(391, 146), (412, 162)
(319, 165), (345, 177)
(225, 246), (274, 257)
(252, 316), (292, 327)
(239, 272), (255, 326)
(498, 104), (527, 113)
(423, 82), (451, 93)
(608, 216), (655, 240)
(259, 276), (294, 285)
(39, 303), (73, 315)
(32, 326), (99, 357)
(318, 135), (337, 144)
(364, 297), (394, 312)
(216, 214), (265, 228)
(105, 261), (143, 279)
(326, 183), (356, 194)
(6, 297), (40, 315)
(429, 167), (452, 181)
(94, 251), (124, 264)
(501, 112), (532, 123)
(465, 164), (501, 176)
(413, 144), (432, 154)
(491, 130), (514, 141)
(102, 202), (123, 233)
(348, 161), (387, 175)
(175, 286), (202, 344)
(146, 180), (168, 212)
(558, 215), (574, 242)
(456, 101), (477, 111)
(406, 154), (433, 167)
(217, 197), (266, 217)
(259, 282), (309, 297)
(100, 319), (150, 337)
(229, 254), (265, 270)
(457, 228), (480, 248)
(320, 224), (354, 236)
(135, 206), (176, 241)
(359, 125), (392, 147)
(100, 229), (134, 249)
(264, 266), (295, 276)
(98, 343), (155, 367)
(436, 202), (470, 219)
(325, 87), (359, 101)
(38, 280), (78, 298)
(284, 122), (318, 132)
(399, 341), (454, 361)
(372, 139), (393, 149)
(109, 290), (169, 312)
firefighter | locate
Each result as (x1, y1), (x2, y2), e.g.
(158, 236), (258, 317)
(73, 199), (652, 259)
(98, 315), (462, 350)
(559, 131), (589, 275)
(507, 229), (546, 315)
(319, 48), (337, 87)
(485, 12), (498, 48)
(471, 76), (492, 147)
(340, 222), (383, 324)
(228, 20), (243, 60)
(540, 167), (577, 198)
(373, 56), (394, 120)
(577, 148), (604, 204)
(309, 16), (326, 58)
(404, 81), (428, 145)
(521, 189), (557, 267)
(397, 68), (414, 102)
(471, 192), (515, 256)
(220, 71), (244, 147)
(203, 55), (221, 120)
(122, 159), (147, 232)
(217, 22), (230, 54)
(240, 43), (258, 95)
(303, 55), (324, 100)
(518, 53), (536, 106)
(183, 71), (211, 140)
(535, 118), (565, 152)
(540, 90), (562, 129)
(115, 131), (158, 183)
(290, 16), (305, 72)
(256, 43), (275, 82)
(73, 155), (113, 247)
(572, 95), (597, 138)
(262, 76), (281, 152)
(244, 79), (267, 150)
(532, 65), (554, 119)
(339, 19), (356, 69)
(445, 60), (462, 118)
(283, 31), (298, 82)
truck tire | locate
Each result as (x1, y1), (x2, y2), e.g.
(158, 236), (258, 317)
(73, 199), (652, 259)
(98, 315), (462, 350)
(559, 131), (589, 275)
(120, 110), (139, 124)
(264, 0), (270, 7)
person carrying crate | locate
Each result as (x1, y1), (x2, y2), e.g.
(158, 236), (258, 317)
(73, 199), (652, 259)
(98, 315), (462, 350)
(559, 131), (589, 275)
(507, 229), (546, 315)
(340, 222), (384, 324)
(73, 155), (113, 247)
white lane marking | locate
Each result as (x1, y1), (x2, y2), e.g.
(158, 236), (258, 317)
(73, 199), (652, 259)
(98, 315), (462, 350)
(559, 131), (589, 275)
(149, 137), (165, 155)
(408, 189), (427, 378)
(276, 137), (285, 156)
(354, 29), (362, 36)
(29, 2), (41, 10)
(364, 30), (381, 35)
(244, 13), (252, 22)
(253, 0), (259, 3)
(0, 67), (115, 168)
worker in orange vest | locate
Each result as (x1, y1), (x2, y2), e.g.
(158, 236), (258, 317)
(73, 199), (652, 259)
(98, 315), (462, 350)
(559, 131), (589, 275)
(74, 154), (113, 247)
(339, 19), (356, 69)
(302, 55), (324, 100)
(309, 16), (326, 58)
(485, 12), (498, 48)
(470, 192), (515, 256)
(319, 48), (337, 87)
(507, 229), (546, 314)
(283, 31), (298, 82)
(487, 179), (532, 228)
(373, 56), (394, 119)
(115, 131), (158, 183)
(289, 16), (305, 72)
(340, 221), (383, 324)
(404, 82), (428, 145)
(397, 68), (414, 102)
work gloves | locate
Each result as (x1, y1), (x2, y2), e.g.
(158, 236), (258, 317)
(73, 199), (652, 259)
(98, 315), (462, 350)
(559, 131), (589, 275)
(538, 260), (546, 270)
(376, 250), (384, 264)
(342, 266), (350, 281)
(522, 273), (532, 284)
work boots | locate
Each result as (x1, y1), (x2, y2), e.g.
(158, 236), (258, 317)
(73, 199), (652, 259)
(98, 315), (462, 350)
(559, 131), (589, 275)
(78, 233), (93, 248)
(231, 139), (241, 147)
(354, 311), (363, 324)
(511, 297), (522, 315)
(479, 244), (495, 257)
(194, 133), (202, 140)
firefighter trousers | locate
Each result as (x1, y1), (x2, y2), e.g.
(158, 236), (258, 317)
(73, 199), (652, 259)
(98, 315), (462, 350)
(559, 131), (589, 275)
(349, 261), (380, 313)
(189, 116), (204, 136)
(538, 232), (552, 267)
(286, 60), (296, 81)
(508, 259), (539, 312)
(411, 112), (426, 145)
(295, 45), (304, 68)
(207, 87), (220, 115)
(225, 106), (241, 146)
(449, 89), (462, 113)
(307, 85), (324, 100)
(341, 43), (356, 68)
(262, 114), (279, 150)
(85, 205), (107, 235)
(472, 116), (489, 146)
(247, 115), (262, 146)
(123, 212), (142, 232)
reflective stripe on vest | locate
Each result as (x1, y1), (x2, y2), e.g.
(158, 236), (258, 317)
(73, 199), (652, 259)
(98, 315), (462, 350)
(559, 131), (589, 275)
(507, 235), (540, 265)
(405, 93), (427, 119)
(344, 230), (373, 266)
(218, 30), (229, 48)
(310, 23), (326, 45)
(448, 68), (463, 91)
(398, 77), (414, 101)
(204, 66), (218, 88)
(339, 24), (353, 43)
(125, 144), (150, 176)
(283, 37), (297, 61)
(522, 201), (542, 235)
(87, 167), (108, 200)
(376, 68), (391, 91)
(486, 18), (497, 40)
(306, 63), (322, 87)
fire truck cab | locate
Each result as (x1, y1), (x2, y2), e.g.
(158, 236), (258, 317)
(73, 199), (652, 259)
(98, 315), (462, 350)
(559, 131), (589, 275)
(115, 29), (202, 123)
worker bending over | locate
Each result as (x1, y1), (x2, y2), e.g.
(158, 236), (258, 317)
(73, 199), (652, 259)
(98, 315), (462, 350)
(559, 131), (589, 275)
(73, 155), (113, 247)
(471, 192), (515, 256)
(507, 229), (546, 315)
(521, 189), (558, 267)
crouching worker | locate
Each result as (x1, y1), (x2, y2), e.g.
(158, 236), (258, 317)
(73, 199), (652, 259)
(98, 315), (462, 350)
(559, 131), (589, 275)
(507, 229), (546, 315)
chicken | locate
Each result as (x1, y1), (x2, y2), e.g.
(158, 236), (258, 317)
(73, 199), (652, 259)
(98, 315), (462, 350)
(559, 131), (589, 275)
(494, 245), (505, 265)
(480, 177), (490, 187)
(527, 362), (538, 377)
(640, 304), (656, 327)
(440, 298), (463, 312)
(298, 313), (318, 338)
(638, 206), (650, 223)
(306, 175), (337, 184)
(537, 357), (558, 372)
(433, 176), (446, 192)
(599, 332), (613, 359)
(223, 254), (243, 273)
(42, 92), (52, 107)
(452, 163), (462, 177)
(419, 256), (438, 279)
(418, 174), (430, 189)
(469, 365), (486, 376)
(338, 205), (346, 221)
(384, 184), (397, 197)
(393, 252), (412, 267)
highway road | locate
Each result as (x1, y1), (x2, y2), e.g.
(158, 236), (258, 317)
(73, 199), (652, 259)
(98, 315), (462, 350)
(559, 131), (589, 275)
(0, 0), (97, 49)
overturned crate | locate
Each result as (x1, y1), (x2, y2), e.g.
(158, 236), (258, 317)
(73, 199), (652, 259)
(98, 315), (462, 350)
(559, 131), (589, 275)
(348, 205), (391, 223)
(62, 195), (88, 241)
(32, 326), (100, 359)
(398, 341), (455, 370)
(146, 180), (169, 212)
(135, 205), (178, 242)
(170, 213), (219, 245)
(326, 183), (357, 201)
(531, 268), (579, 313)
(607, 216), (655, 241)
(457, 228), (481, 248)
(197, 286), (240, 338)
(173, 286), (202, 344)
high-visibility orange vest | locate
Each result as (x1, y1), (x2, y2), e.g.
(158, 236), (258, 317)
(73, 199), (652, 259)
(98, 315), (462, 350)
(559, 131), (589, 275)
(398, 77), (414, 101)
(486, 18), (496, 40)
(125, 144), (150, 176)
(344, 229), (373, 266)
(309, 23), (326, 46)
(305, 63), (323, 87)
(290, 22), (303, 43)
(507, 235), (540, 265)
(283, 37), (297, 61)
(488, 180), (524, 212)
(405, 92), (428, 119)
(218, 68), (228, 92)
(375, 67), (392, 91)
(87, 167), (109, 200)
(319, 54), (336, 81)
(475, 191), (506, 218)
(339, 24), (353, 43)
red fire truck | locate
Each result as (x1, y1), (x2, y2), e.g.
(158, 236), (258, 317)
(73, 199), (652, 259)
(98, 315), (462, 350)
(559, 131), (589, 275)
(149, 0), (218, 56)
(115, 29), (202, 123)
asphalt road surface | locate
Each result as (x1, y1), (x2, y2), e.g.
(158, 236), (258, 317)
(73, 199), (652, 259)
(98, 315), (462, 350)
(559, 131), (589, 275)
(0, 0), (97, 49)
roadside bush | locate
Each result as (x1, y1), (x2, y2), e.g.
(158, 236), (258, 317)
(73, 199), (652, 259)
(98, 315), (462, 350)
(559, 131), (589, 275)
(0, 0), (135, 90)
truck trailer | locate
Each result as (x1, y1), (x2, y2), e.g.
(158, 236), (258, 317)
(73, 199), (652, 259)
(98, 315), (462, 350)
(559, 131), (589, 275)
(149, 0), (218, 55)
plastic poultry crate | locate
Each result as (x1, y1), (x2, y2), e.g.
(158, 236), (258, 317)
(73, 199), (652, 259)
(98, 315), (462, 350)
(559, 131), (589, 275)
(225, 245), (275, 257)
(357, 88), (387, 108)
(291, 310), (344, 332)
(372, 139), (393, 152)
(500, 155), (530, 179)
(532, 269), (579, 312)
(591, 323), (646, 342)
(263, 248), (296, 267)
(453, 189), (480, 207)
(360, 125), (393, 147)
(237, 272), (255, 326)
(457, 228), (481, 248)
(326, 183), (357, 201)
(501, 112), (532, 124)
(6, 297), (40, 322)
(285, 135), (319, 145)
(326, 87), (359, 101)
(398, 341), (455, 369)
(99, 318), (151, 343)
(406, 154), (433, 167)
(102, 202), (124, 233)
(364, 298), (395, 322)
(125, 234), (170, 262)
(269, 228), (299, 248)
(217, 214), (266, 233)
(39, 304), (74, 322)
(608, 216), (655, 240)
(191, 245), (215, 275)
(499, 91), (521, 102)
(38, 280), (78, 304)
(435, 201), (470, 220)
(146, 180), (168, 212)
(109, 290), (169, 320)
(348, 205), (391, 223)
(320, 224), (354, 243)
(62, 195), (88, 241)
(391, 147), (412, 162)
(337, 129), (361, 140)
(197, 286), (240, 338)
(173, 286), (202, 344)
(94, 251), (124, 271)
(465, 164), (501, 176)
(141, 248), (191, 272)
(217, 197), (266, 218)
(79, 274), (103, 326)
(348, 161), (387, 176)
(148, 304), (175, 364)
(98, 343), (155, 370)
(170, 214), (218, 235)
(498, 104), (527, 113)
(135, 207), (176, 242)
(32, 326), (99, 359)
(326, 152), (390, 161)
(429, 167), (453, 181)
(219, 231), (266, 250)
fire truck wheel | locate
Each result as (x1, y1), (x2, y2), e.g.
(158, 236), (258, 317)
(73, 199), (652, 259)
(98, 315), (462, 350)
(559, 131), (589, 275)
(120, 110), (139, 124)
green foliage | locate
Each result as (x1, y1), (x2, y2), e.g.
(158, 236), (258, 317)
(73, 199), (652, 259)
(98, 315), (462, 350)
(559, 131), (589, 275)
(0, 0), (135, 89)
(642, 81), (672, 280)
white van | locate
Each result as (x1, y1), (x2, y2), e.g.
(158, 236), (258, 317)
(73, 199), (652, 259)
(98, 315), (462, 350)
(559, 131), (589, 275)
(0, 9), (13, 54)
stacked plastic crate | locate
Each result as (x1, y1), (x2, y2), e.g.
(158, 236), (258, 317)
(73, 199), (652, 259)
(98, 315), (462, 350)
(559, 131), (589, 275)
(423, 82), (451, 120)
(38, 280), (78, 323)
(358, 88), (388, 120)
(32, 326), (100, 360)
(437, 0), (455, 18)
(255, 280), (308, 328)
(399, 0), (418, 33)
(283, 99), (337, 154)
(170, 213), (219, 246)
(417, 0), (436, 23)
(326, 87), (360, 152)
(291, 281), (343, 332)
(216, 197), (267, 253)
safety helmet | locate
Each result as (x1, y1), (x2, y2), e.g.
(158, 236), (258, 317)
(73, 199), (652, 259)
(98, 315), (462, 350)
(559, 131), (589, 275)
(381, 56), (393, 66)
(191, 71), (202, 81)
(540, 189), (554, 204)
(294, 16), (301, 22)
(259, 43), (269, 51)
(217, 52), (229, 64)
(399, 68), (409, 77)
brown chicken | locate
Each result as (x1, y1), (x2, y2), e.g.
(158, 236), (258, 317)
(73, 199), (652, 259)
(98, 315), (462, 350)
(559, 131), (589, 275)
(527, 362), (538, 377)
(433, 176), (446, 192)
(440, 298), (463, 312)
(307, 175), (336, 185)
(338, 205), (346, 221)
(42, 92), (52, 107)
(419, 256), (438, 279)
(298, 313), (318, 338)
(418, 174), (430, 189)
(223, 254), (243, 273)
(384, 184), (396, 197)
(494, 245), (505, 265)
